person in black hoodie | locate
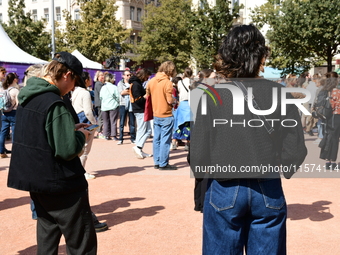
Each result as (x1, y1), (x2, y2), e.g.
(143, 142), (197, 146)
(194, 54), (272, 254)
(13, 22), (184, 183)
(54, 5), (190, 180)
(129, 68), (152, 159)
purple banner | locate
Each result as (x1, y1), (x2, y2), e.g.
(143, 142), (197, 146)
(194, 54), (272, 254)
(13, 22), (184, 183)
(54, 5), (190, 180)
(0, 61), (125, 88)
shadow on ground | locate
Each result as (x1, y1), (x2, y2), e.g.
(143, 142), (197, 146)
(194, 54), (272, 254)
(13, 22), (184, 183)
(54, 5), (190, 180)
(91, 197), (145, 214)
(17, 245), (37, 255)
(17, 244), (67, 255)
(95, 166), (145, 177)
(98, 205), (165, 227)
(0, 196), (30, 211)
(287, 200), (334, 221)
(0, 166), (8, 171)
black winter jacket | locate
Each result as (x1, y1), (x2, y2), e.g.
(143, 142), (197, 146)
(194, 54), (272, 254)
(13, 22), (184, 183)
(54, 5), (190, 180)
(190, 78), (307, 180)
(7, 92), (87, 194)
(129, 76), (146, 113)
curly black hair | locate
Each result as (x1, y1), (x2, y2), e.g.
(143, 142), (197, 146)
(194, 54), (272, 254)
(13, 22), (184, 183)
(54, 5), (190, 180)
(214, 24), (269, 78)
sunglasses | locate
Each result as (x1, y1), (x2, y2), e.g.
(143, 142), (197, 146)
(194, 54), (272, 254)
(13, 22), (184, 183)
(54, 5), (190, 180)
(125, 74), (131, 76)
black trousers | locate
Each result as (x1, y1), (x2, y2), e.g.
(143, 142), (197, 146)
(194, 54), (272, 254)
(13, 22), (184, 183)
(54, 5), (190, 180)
(320, 114), (340, 161)
(30, 190), (97, 255)
(194, 178), (208, 212)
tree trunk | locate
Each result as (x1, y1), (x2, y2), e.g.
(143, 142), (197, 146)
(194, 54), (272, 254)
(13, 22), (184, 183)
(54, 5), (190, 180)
(327, 46), (333, 72)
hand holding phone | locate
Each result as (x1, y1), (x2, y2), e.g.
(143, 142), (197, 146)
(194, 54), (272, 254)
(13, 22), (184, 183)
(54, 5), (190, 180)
(85, 124), (99, 131)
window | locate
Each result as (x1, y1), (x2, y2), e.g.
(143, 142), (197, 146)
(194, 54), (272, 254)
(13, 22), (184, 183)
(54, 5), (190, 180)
(130, 35), (135, 53)
(200, 0), (206, 9)
(0, 13), (2, 23)
(56, 7), (61, 21)
(44, 8), (49, 20)
(74, 9), (80, 20)
(130, 6), (135, 20)
(137, 8), (142, 22)
(32, 9), (38, 22)
(130, 35), (135, 45)
(0, 0), (2, 6)
(32, 0), (37, 2)
(137, 36), (141, 44)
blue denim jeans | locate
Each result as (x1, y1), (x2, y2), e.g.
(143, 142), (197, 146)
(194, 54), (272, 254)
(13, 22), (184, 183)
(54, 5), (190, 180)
(0, 110), (16, 154)
(30, 200), (37, 220)
(134, 112), (152, 148)
(203, 178), (287, 255)
(317, 119), (324, 139)
(153, 116), (174, 167)
(119, 106), (136, 141)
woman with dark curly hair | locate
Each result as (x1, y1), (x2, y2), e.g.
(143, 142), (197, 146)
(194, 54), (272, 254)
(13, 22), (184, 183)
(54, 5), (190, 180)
(190, 24), (307, 254)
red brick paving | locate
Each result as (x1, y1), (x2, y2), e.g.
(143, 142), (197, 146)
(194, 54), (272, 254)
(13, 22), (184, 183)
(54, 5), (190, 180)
(0, 134), (339, 254)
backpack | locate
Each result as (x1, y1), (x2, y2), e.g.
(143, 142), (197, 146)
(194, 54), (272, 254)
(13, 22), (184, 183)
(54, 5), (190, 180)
(0, 87), (15, 112)
(312, 90), (333, 120)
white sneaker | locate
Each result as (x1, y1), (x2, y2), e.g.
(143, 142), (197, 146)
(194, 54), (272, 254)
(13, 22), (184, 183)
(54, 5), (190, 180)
(132, 146), (144, 159)
(117, 140), (123, 145)
(141, 151), (153, 158)
(85, 173), (96, 180)
(171, 143), (177, 150)
(313, 138), (322, 144)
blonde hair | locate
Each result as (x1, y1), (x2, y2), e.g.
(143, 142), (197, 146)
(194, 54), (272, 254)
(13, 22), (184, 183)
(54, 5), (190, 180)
(23, 64), (45, 86)
(94, 71), (103, 82)
(104, 73), (115, 83)
(158, 61), (177, 78)
(286, 74), (297, 87)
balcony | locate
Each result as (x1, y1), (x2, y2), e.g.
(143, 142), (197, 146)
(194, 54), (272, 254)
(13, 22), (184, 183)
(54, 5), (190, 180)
(125, 20), (142, 31)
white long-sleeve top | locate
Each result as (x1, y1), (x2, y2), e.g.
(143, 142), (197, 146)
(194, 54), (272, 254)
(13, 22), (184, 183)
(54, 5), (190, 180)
(178, 77), (190, 102)
(71, 86), (96, 124)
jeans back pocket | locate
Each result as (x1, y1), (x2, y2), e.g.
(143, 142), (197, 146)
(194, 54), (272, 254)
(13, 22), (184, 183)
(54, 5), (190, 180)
(209, 180), (239, 211)
(258, 178), (286, 210)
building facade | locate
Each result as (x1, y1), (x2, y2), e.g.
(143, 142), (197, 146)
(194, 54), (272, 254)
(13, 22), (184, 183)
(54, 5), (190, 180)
(0, 0), (159, 70)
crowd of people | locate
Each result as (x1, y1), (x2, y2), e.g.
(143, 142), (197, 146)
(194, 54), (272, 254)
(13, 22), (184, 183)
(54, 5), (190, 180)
(2, 23), (340, 255)
(278, 71), (340, 170)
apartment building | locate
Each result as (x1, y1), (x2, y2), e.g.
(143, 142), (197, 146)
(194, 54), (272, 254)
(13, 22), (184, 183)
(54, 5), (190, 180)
(0, 0), (158, 68)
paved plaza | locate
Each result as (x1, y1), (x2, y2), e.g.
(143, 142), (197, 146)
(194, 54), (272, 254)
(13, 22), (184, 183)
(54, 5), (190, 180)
(0, 133), (339, 254)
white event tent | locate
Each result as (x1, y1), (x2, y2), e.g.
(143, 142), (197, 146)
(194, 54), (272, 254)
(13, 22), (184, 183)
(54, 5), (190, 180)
(71, 50), (102, 69)
(0, 24), (47, 81)
(0, 24), (47, 65)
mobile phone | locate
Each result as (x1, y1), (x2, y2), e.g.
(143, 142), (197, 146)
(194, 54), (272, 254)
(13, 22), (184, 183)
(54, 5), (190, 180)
(85, 124), (99, 131)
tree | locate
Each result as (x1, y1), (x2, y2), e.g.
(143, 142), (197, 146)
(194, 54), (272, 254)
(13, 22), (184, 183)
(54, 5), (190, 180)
(62, 0), (131, 64)
(251, 0), (340, 73)
(2, 0), (51, 60)
(190, 0), (242, 69)
(135, 0), (193, 72)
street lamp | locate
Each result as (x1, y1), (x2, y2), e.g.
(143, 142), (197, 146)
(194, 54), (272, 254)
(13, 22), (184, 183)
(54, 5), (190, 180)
(50, 0), (55, 58)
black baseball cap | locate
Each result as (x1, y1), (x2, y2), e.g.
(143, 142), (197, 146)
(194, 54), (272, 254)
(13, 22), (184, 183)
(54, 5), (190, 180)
(53, 52), (85, 87)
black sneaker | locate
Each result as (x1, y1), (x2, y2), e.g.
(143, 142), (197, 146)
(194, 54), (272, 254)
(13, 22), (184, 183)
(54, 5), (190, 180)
(159, 164), (178, 170)
(4, 149), (11, 154)
(154, 165), (159, 169)
(330, 163), (338, 170)
(308, 130), (314, 136)
(94, 221), (108, 232)
(325, 162), (331, 170)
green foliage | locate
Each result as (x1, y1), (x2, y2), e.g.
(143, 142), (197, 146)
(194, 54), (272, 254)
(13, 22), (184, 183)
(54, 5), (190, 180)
(190, 0), (242, 70)
(2, 0), (51, 60)
(251, 0), (340, 74)
(62, 0), (131, 64)
(136, 0), (241, 72)
(135, 0), (193, 72)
